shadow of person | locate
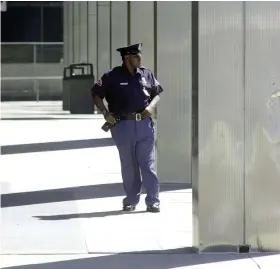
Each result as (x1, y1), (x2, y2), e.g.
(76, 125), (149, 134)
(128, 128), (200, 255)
(34, 210), (147, 221)
(2, 183), (190, 208)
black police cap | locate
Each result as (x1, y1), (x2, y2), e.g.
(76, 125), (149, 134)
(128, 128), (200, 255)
(116, 43), (142, 56)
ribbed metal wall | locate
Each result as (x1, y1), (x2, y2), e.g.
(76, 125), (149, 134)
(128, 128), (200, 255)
(67, 2), (74, 65)
(97, 2), (110, 78)
(111, 2), (127, 68)
(80, 2), (88, 63)
(63, 1), (97, 72)
(63, 2), (69, 66)
(244, 1), (280, 251)
(196, 1), (245, 251)
(88, 2), (97, 75)
(73, 1), (80, 63)
(129, 1), (154, 72)
(156, 2), (192, 184)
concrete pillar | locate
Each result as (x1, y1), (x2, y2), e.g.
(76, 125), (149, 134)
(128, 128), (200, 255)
(192, 1), (280, 253)
(193, 1), (245, 252)
(244, 1), (280, 251)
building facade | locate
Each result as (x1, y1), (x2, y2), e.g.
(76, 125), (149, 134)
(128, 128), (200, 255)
(64, 1), (280, 252)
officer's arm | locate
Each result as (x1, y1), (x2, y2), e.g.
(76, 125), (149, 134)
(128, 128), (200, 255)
(148, 95), (160, 111)
(147, 73), (163, 110)
(91, 74), (109, 115)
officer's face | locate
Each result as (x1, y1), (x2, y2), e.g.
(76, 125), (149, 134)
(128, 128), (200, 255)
(128, 55), (141, 68)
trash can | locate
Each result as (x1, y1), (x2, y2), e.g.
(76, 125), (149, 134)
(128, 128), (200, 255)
(68, 63), (95, 114)
(62, 66), (87, 111)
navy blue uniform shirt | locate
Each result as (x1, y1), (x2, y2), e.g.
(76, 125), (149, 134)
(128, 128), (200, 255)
(91, 65), (163, 114)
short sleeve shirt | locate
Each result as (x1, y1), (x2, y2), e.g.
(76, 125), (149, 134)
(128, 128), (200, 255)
(91, 65), (163, 114)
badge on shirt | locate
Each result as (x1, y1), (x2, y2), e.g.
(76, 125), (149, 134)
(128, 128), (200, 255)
(141, 77), (147, 86)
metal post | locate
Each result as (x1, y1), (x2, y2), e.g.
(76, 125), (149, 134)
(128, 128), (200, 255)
(35, 80), (39, 102)
(33, 44), (39, 102)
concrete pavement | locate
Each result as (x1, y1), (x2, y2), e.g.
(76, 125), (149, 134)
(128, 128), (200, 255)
(1, 101), (279, 268)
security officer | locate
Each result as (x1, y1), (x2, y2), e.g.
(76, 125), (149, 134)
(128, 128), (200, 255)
(91, 43), (163, 213)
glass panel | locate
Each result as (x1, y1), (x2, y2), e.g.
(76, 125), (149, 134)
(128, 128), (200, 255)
(1, 78), (62, 101)
(1, 44), (34, 63)
(1, 6), (41, 42)
(36, 44), (63, 63)
(43, 6), (63, 42)
(1, 79), (36, 101)
(37, 79), (62, 100)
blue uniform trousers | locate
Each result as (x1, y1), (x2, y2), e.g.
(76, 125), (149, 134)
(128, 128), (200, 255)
(111, 117), (160, 206)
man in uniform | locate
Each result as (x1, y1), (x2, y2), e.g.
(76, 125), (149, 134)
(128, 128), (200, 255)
(91, 43), (163, 213)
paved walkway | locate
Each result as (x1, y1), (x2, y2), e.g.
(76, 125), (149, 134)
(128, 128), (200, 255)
(1, 102), (279, 268)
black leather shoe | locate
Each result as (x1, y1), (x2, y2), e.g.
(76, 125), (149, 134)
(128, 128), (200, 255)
(123, 205), (136, 212)
(146, 204), (160, 213)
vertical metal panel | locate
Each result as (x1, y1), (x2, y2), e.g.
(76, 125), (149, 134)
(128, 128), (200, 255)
(156, 2), (192, 184)
(73, 2), (80, 63)
(130, 1), (157, 172)
(68, 2), (74, 64)
(245, 2), (280, 251)
(80, 2), (88, 63)
(63, 2), (69, 66)
(196, 2), (244, 251)
(88, 1), (97, 78)
(97, 3), (110, 78)
(111, 2), (127, 67)
(191, 1), (199, 247)
(130, 1), (154, 72)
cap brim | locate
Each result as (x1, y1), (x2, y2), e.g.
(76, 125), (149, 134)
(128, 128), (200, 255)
(129, 52), (142, 56)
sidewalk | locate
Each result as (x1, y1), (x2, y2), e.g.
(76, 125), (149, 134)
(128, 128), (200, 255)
(1, 102), (279, 268)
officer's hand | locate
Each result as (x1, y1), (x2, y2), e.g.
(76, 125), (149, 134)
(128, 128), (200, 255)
(104, 112), (117, 125)
(141, 106), (153, 118)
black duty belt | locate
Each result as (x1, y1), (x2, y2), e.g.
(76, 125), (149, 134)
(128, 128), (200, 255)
(102, 112), (149, 132)
(113, 112), (145, 121)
